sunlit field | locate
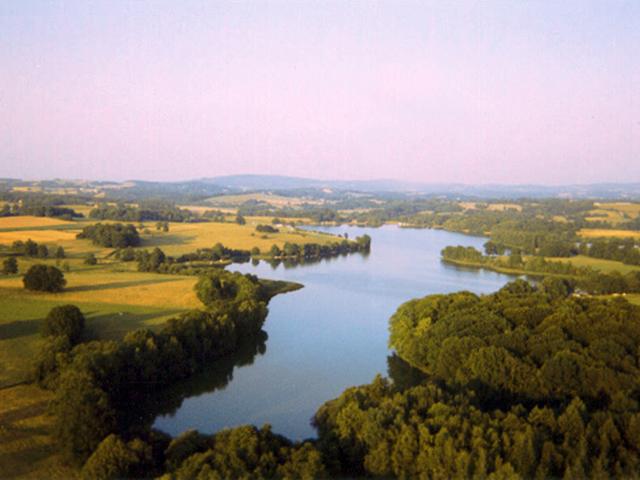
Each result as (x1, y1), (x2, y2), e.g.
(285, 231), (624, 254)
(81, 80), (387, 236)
(579, 228), (640, 239)
(141, 220), (336, 256)
(0, 216), (75, 230)
(549, 254), (640, 275)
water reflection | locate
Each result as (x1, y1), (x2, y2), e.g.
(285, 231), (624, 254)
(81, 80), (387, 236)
(136, 331), (268, 429)
(387, 353), (428, 391)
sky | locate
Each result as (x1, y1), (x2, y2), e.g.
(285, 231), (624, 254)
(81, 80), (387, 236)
(1, 1), (638, 185)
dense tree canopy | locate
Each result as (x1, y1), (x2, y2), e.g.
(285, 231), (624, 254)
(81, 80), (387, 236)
(77, 223), (140, 248)
(42, 304), (86, 344)
(23, 264), (66, 292)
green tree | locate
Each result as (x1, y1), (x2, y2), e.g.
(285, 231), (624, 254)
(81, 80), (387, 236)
(84, 253), (98, 265)
(81, 434), (152, 480)
(235, 214), (246, 225)
(23, 264), (66, 292)
(54, 246), (66, 259)
(36, 244), (49, 258)
(2, 256), (18, 274)
(42, 304), (85, 343)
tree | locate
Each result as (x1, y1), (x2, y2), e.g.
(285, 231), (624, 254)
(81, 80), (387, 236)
(81, 434), (152, 480)
(37, 244), (49, 258)
(2, 256), (18, 275)
(53, 369), (117, 463)
(24, 239), (38, 256)
(235, 214), (246, 225)
(84, 253), (98, 265)
(23, 265), (66, 292)
(251, 246), (261, 256)
(54, 246), (66, 259)
(42, 304), (85, 343)
(269, 244), (281, 257)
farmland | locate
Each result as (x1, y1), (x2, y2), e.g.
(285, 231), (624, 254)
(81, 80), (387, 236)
(579, 228), (640, 239)
(548, 254), (640, 275)
(0, 214), (337, 387)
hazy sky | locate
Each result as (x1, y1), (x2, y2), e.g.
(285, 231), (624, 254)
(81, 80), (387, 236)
(1, 1), (638, 184)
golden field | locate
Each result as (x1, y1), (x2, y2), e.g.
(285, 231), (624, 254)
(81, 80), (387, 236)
(0, 216), (74, 229)
(142, 220), (336, 256)
(0, 230), (79, 245)
(579, 228), (640, 239)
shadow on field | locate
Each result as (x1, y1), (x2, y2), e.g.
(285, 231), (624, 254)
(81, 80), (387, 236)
(141, 233), (194, 247)
(84, 309), (185, 341)
(65, 277), (178, 293)
(0, 318), (41, 340)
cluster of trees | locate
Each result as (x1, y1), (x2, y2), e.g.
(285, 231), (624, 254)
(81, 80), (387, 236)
(23, 264), (66, 292)
(81, 425), (325, 479)
(201, 209), (227, 222)
(579, 237), (640, 266)
(77, 223), (140, 248)
(135, 244), (252, 273)
(11, 239), (65, 259)
(89, 204), (196, 223)
(0, 202), (81, 219)
(267, 235), (371, 262)
(313, 280), (640, 478)
(34, 270), (274, 464)
(255, 224), (279, 233)
(441, 245), (640, 294)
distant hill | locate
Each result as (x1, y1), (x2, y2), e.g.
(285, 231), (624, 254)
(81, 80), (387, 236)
(199, 175), (640, 199)
(3, 175), (640, 200)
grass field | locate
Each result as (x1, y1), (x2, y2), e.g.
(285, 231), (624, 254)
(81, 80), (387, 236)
(0, 268), (199, 387)
(0, 384), (76, 479)
(142, 220), (335, 256)
(549, 255), (640, 275)
(0, 216), (74, 230)
(586, 202), (640, 225)
(579, 228), (640, 239)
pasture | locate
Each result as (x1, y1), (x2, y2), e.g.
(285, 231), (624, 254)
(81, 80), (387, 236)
(549, 255), (640, 275)
(0, 266), (200, 387)
(0, 384), (74, 479)
(141, 220), (336, 256)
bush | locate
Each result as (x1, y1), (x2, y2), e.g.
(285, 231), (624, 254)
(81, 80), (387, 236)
(23, 264), (66, 292)
(42, 305), (85, 343)
(2, 256), (18, 274)
(84, 253), (98, 265)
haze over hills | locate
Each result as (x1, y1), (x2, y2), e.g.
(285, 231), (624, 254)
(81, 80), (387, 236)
(2, 174), (640, 200)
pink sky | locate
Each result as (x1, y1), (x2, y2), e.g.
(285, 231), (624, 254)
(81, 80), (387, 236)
(1, 1), (638, 184)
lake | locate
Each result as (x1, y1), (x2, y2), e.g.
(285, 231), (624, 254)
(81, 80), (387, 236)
(152, 225), (517, 440)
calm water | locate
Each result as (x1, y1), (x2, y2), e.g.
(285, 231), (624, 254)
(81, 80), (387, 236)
(152, 225), (517, 440)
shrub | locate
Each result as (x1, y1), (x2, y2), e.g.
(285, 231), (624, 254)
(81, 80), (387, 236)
(2, 256), (18, 274)
(23, 264), (66, 292)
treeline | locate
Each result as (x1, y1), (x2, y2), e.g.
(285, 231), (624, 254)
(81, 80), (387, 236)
(313, 280), (640, 478)
(77, 223), (141, 248)
(0, 202), (81, 219)
(132, 244), (251, 273)
(89, 203), (198, 223)
(34, 270), (273, 464)
(578, 237), (640, 266)
(441, 245), (640, 294)
(10, 239), (65, 259)
(267, 235), (371, 261)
